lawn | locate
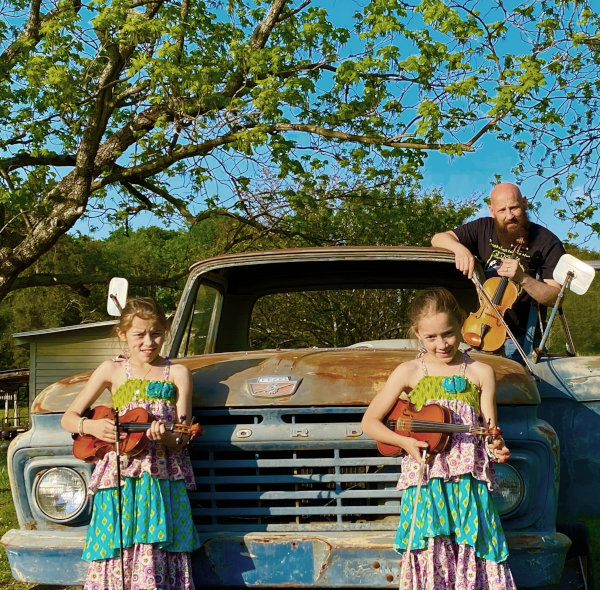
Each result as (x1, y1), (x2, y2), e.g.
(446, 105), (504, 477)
(0, 452), (81, 590)
(0, 452), (36, 590)
(586, 519), (600, 587)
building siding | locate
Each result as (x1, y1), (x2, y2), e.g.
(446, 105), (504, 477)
(14, 322), (122, 403)
(34, 337), (122, 396)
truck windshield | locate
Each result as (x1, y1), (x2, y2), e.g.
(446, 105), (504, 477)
(177, 283), (221, 357)
(249, 288), (417, 349)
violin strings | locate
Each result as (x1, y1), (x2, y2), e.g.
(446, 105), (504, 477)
(387, 419), (479, 433)
(388, 419), (471, 430)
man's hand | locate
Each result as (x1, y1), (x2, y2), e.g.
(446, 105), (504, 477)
(431, 231), (476, 279)
(454, 245), (476, 279)
(497, 258), (525, 284)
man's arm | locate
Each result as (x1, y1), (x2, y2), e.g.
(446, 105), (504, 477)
(431, 230), (477, 279)
(497, 259), (560, 306)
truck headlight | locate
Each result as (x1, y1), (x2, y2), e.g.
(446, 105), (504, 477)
(34, 467), (87, 521)
(491, 463), (524, 516)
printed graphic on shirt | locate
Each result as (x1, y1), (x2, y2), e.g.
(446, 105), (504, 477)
(484, 241), (530, 278)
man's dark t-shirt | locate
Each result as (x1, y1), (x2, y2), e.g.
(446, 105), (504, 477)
(453, 217), (566, 334)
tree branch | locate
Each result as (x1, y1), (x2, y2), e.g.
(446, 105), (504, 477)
(268, 123), (475, 151)
(12, 271), (189, 292)
(0, 153), (77, 171)
(251, 0), (289, 51)
(277, 0), (310, 23)
(122, 181), (155, 210)
(132, 179), (194, 223)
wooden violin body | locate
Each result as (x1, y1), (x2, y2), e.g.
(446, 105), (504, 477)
(462, 277), (519, 352)
(72, 406), (203, 463)
(462, 239), (524, 352)
(377, 398), (501, 457)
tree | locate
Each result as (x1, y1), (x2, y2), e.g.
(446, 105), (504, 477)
(0, 222), (223, 369)
(1, 0), (598, 307)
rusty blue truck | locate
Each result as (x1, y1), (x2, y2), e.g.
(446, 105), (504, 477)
(1, 246), (596, 587)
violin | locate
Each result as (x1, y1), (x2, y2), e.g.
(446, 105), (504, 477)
(462, 239), (525, 352)
(72, 406), (203, 463)
(377, 398), (502, 457)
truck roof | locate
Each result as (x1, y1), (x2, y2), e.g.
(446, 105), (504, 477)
(189, 246), (458, 273)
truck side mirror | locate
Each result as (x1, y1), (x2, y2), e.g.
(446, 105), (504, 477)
(553, 254), (595, 295)
(533, 255), (595, 362)
(107, 277), (129, 316)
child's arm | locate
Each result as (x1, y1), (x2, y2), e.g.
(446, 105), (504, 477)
(146, 364), (195, 449)
(478, 362), (511, 463)
(361, 363), (429, 463)
(61, 361), (124, 443)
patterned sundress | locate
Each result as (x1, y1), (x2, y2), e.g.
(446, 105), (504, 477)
(82, 358), (200, 590)
(394, 354), (516, 590)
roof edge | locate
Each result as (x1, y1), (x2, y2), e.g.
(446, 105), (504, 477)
(188, 246), (456, 273)
(13, 319), (118, 340)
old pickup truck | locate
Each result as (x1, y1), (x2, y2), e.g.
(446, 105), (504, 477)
(1, 246), (597, 588)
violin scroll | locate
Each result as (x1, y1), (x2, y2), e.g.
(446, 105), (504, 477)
(174, 415), (204, 445)
(470, 424), (503, 437)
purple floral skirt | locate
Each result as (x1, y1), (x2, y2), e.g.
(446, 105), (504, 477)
(83, 544), (194, 590)
(399, 536), (516, 590)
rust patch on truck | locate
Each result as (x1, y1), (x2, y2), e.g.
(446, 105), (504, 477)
(31, 349), (539, 414)
(533, 423), (561, 496)
(506, 532), (570, 552)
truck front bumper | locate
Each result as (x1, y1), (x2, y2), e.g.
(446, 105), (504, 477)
(1, 529), (570, 587)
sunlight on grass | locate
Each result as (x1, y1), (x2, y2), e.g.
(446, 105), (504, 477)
(0, 454), (35, 589)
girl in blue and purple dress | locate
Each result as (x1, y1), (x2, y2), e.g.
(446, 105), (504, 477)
(362, 288), (515, 590)
(62, 297), (199, 590)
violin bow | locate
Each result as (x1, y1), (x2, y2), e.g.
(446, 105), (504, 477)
(398, 448), (427, 589)
(114, 412), (126, 590)
(470, 273), (539, 379)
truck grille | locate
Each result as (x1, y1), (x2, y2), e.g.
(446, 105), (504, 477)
(189, 408), (403, 532)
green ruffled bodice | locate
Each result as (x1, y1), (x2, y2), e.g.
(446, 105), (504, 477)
(409, 376), (480, 413)
(112, 378), (177, 411)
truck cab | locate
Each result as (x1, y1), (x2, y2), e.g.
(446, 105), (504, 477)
(1, 247), (579, 587)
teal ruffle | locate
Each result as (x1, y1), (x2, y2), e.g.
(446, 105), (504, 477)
(394, 474), (509, 563)
(83, 473), (200, 561)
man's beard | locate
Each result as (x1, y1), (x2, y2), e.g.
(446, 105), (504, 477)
(494, 214), (530, 248)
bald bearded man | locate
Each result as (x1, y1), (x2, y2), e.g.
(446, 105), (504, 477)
(432, 183), (566, 354)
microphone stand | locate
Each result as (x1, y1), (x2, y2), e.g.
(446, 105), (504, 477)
(398, 449), (427, 589)
(114, 412), (126, 590)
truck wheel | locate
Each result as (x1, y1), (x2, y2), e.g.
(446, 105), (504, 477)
(556, 522), (595, 590)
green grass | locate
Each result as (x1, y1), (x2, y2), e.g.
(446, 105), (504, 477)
(0, 452), (81, 589)
(585, 519), (600, 588)
(0, 454), (35, 589)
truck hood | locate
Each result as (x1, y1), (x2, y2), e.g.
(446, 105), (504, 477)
(31, 348), (539, 414)
(535, 356), (600, 402)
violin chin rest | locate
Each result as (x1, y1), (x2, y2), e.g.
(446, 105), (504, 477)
(463, 332), (482, 348)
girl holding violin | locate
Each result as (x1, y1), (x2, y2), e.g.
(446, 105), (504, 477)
(61, 297), (199, 590)
(361, 288), (515, 590)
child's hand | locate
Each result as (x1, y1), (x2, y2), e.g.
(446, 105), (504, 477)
(403, 437), (429, 464)
(488, 436), (511, 463)
(86, 418), (126, 443)
(146, 419), (166, 441)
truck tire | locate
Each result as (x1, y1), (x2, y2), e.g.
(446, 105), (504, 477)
(556, 522), (595, 590)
